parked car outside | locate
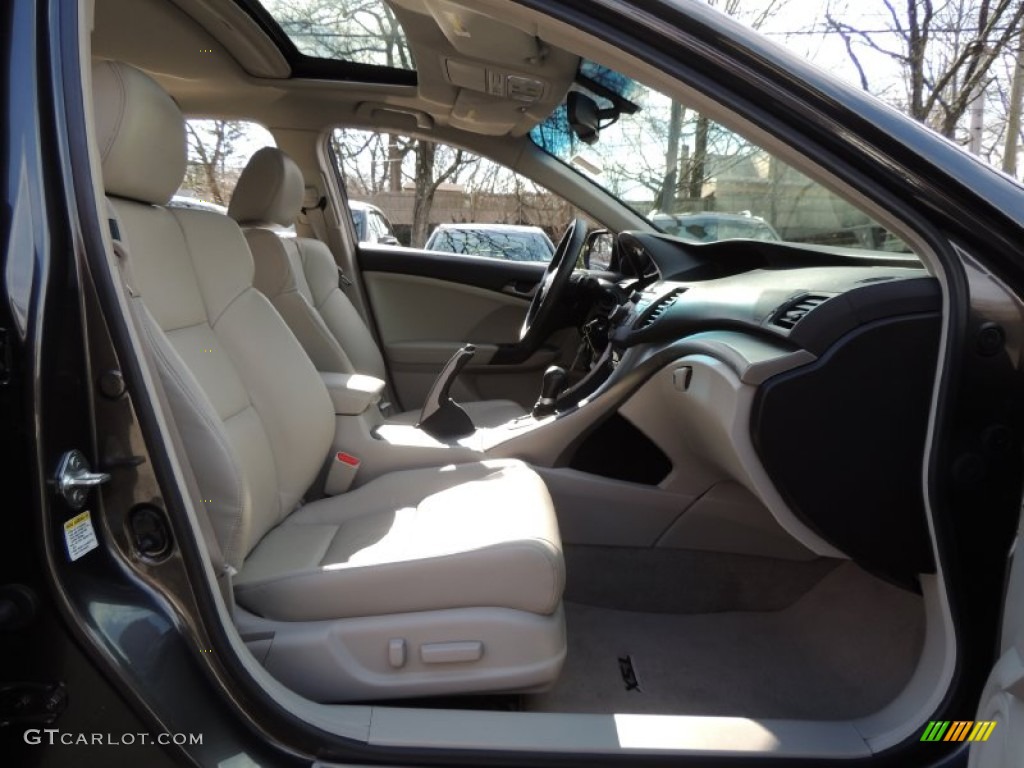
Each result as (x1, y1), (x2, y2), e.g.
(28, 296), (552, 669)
(425, 223), (555, 261)
(649, 210), (781, 242)
(349, 199), (400, 245)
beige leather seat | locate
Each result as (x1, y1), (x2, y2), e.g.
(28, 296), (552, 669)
(228, 147), (526, 428)
(92, 60), (565, 702)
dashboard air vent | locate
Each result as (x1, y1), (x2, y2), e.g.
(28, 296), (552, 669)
(639, 288), (686, 329)
(773, 294), (830, 330)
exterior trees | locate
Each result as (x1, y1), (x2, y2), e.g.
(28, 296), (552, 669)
(184, 120), (247, 206)
(825, 0), (1024, 150)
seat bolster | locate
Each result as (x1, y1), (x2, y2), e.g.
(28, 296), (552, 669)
(296, 238), (388, 380)
(243, 229), (360, 374)
(135, 301), (253, 567)
(271, 291), (355, 373)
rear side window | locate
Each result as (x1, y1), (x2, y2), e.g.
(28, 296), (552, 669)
(173, 120), (276, 213)
(369, 211), (392, 239)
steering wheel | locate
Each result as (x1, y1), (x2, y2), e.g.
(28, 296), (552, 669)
(519, 217), (589, 342)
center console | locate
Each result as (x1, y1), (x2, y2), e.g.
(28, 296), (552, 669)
(317, 283), (672, 490)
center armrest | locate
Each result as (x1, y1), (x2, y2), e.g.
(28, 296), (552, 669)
(320, 372), (385, 415)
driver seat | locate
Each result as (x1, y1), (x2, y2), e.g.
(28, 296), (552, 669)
(228, 148), (526, 428)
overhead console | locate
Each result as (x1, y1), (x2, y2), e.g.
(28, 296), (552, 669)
(392, 0), (578, 135)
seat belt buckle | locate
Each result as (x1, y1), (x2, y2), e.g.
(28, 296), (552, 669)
(325, 452), (361, 495)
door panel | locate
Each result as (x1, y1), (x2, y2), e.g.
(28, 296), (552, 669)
(359, 244), (549, 292)
(970, 511), (1024, 767)
(359, 246), (572, 410)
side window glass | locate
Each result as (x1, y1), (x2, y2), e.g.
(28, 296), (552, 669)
(351, 209), (366, 241)
(330, 128), (587, 256)
(369, 212), (386, 239)
(174, 120), (276, 213)
(374, 212), (395, 237)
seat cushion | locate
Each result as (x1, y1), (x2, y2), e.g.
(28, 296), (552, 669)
(390, 398), (527, 429)
(235, 460), (563, 622)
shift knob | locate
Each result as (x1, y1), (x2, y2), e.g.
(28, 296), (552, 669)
(533, 365), (568, 418)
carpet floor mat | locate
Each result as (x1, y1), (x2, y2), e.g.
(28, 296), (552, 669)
(526, 563), (925, 719)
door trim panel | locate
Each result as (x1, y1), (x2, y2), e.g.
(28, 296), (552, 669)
(359, 244), (548, 294)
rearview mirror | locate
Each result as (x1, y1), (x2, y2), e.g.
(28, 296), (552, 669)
(567, 92), (602, 145)
(567, 90), (628, 145)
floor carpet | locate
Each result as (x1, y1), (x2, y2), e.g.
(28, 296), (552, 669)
(526, 563), (925, 719)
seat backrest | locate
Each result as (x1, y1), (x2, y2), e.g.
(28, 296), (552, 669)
(92, 61), (334, 568)
(228, 148), (387, 381)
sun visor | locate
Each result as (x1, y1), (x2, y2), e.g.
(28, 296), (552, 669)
(425, 0), (546, 66)
(449, 89), (522, 135)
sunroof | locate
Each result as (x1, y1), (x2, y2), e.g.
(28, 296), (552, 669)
(258, 0), (414, 70)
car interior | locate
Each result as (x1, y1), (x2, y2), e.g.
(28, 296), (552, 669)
(81, 0), (957, 759)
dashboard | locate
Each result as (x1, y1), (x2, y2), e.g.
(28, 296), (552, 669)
(566, 230), (941, 585)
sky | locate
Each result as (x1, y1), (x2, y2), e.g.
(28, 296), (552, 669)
(735, 0), (906, 96)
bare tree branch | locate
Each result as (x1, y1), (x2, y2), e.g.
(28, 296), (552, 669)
(826, 14), (872, 90)
(827, 0), (1024, 140)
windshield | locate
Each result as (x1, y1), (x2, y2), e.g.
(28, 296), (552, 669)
(531, 62), (912, 254)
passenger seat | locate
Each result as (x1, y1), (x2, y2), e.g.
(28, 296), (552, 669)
(228, 148), (526, 429)
(91, 60), (565, 702)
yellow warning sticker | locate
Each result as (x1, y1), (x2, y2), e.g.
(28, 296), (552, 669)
(64, 511), (99, 562)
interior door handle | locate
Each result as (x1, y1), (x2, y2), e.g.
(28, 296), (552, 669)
(502, 281), (537, 298)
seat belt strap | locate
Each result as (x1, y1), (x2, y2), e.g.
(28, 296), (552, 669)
(299, 186), (330, 242)
(106, 203), (138, 297)
(299, 185), (353, 290)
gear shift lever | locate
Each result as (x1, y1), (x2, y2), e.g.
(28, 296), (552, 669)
(417, 344), (476, 439)
(533, 365), (568, 418)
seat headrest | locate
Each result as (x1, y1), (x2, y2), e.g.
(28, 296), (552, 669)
(228, 147), (304, 227)
(91, 61), (186, 205)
